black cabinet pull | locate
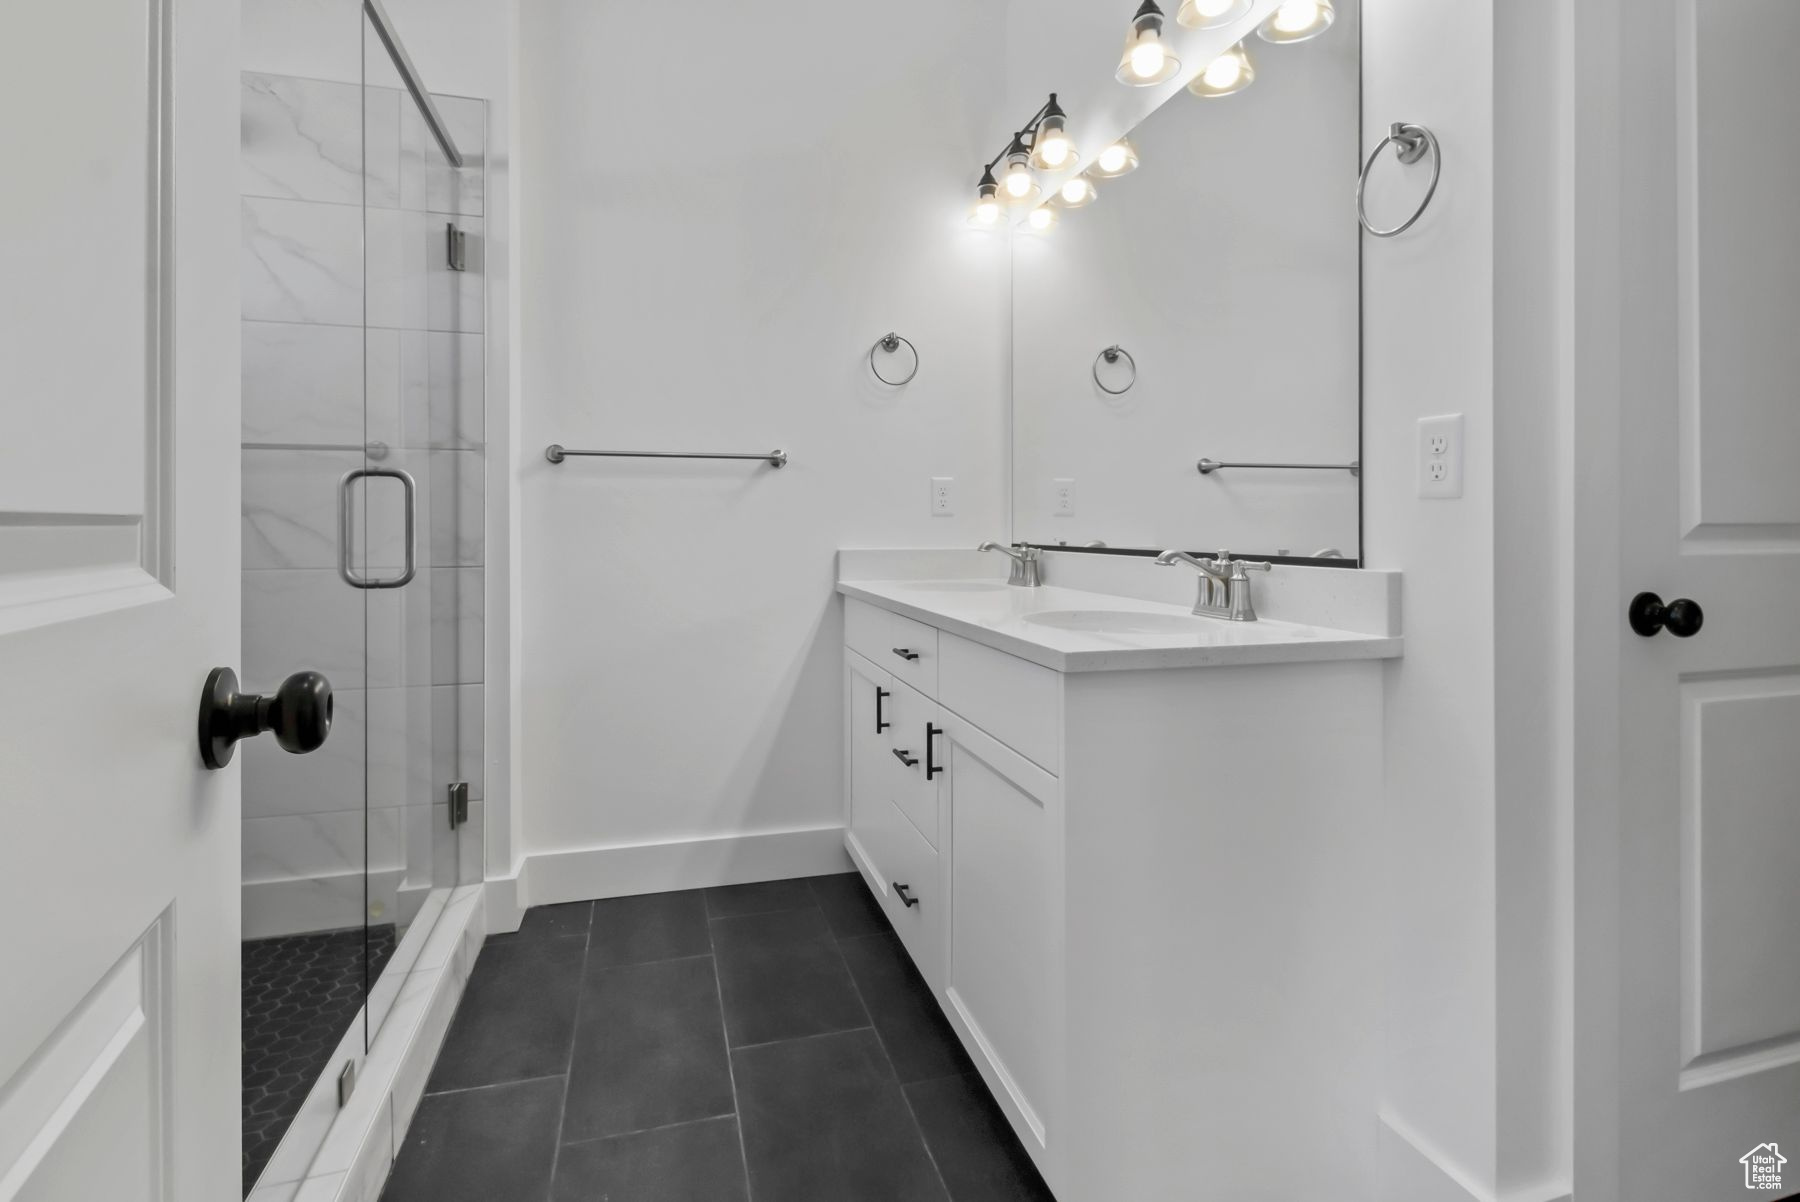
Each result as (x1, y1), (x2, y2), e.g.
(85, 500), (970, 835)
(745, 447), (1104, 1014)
(892, 647), (921, 662)
(1629, 591), (1704, 639)
(925, 723), (944, 779)
(892, 748), (919, 768)
(894, 883), (920, 908)
(875, 686), (891, 733)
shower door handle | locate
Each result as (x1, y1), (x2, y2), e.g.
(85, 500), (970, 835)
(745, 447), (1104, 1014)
(338, 467), (417, 589)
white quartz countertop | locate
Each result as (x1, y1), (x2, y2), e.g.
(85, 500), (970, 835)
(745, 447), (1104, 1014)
(837, 579), (1404, 673)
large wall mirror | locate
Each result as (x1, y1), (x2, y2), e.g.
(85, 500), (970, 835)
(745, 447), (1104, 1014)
(1010, 0), (1361, 563)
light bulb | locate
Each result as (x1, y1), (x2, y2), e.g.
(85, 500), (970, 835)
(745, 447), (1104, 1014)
(1094, 140), (1139, 177)
(1058, 178), (1098, 208)
(1257, 0), (1334, 43)
(1116, 1), (1180, 86)
(1176, 0), (1251, 29)
(1004, 162), (1035, 198)
(1129, 37), (1166, 80)
(1188, 42), (1255, 97)
(1027, 206), (1058, 232)
(1275, 0), (1318, 29)
(968, 197), (1002, 228)
(1030, 98), (1079, 171)
(1204, 51), (1243, 88)
(968, 167), (1003, 229)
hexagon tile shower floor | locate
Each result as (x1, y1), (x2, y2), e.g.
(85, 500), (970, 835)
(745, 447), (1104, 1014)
(240, 926), (396, 1195)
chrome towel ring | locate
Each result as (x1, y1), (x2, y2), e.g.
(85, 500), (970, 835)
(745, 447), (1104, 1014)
(1093, 345), (1137, 395)
(1357, 122), (1441, 239)
(870, 333), (919, 386)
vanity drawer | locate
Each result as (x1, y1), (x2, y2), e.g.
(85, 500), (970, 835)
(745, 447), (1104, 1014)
(845, 599), (939, 695)
(938, 632), (1061, 775)
(882, 681), (940, 848)
(874, 796), (943, 989)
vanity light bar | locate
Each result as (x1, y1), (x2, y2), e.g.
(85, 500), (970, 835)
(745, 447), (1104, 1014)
(970, 95), (1071, 230)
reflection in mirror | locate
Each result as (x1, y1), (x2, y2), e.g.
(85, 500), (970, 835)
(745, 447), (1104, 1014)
(1011, 0), (1360, 561)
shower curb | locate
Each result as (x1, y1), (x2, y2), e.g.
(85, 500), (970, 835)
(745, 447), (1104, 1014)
(247, 885), (486, 1202)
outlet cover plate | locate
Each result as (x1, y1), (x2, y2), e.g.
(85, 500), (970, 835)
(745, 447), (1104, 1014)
(930, 477), (955, 516)
(1418, 414), (1464, 499)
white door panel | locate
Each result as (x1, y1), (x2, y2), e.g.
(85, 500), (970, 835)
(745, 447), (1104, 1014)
(940, 715), (1060, 1160)
(0, 1), (241, 1199)
(1609, 0), (1800, 1195)
(1681, 679), (1800, 1074)
(1678, 0), (1800, 536)
(0, 0), (175, 635)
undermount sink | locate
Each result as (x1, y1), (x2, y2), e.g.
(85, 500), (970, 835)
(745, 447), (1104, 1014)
(891, 581), (1010, 594)
(1024, 609), (1210, 634)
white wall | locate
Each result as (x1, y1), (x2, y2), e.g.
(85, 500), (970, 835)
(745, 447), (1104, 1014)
(514, 0), (1011, 895)
(1365, 1), (1574, 1199)
(1492, 1), (1575, 1197)
(1361, 0), (1501, 1196)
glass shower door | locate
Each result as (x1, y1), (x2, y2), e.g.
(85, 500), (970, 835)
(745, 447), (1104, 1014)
(358, 5), (487, 1051)
(239, 7), (483, 1192)
(238, 12), (377, 1191)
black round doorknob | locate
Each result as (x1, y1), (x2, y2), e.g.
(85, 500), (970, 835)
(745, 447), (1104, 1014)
(1629, 592), (1704, 639)
(198, 667), (333, 770)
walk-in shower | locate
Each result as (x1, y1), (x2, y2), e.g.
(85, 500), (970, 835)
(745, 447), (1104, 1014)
(238, 1), (485, 1193)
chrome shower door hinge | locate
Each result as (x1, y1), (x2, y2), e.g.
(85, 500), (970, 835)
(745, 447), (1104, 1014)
(337, 1059), (356, 1108)
(445, 221), (467, 272)
(448, 781), (470, 830)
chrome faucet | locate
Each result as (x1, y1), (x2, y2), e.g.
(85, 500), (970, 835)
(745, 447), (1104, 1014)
(1155, 549), (1272, 622)
(979, 541), (1045, 588)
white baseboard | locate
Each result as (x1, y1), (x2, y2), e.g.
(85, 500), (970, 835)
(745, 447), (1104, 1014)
(1378, 1114), (1570, 1202)
(1380, 1113), (1487, 1202)
(484, 866), (525, 935)
(519, 824), (854, 908)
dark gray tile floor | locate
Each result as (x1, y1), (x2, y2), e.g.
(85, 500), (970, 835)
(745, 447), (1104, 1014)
(382, 872), (1054, 1202)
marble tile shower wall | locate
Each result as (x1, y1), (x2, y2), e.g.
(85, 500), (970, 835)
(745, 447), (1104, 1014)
(240, 71), (485, 940)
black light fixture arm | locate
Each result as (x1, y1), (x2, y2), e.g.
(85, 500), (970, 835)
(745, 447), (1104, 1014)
(981, 93), (1061, 175)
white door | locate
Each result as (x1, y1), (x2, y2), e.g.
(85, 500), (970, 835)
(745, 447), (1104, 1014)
(1597, 0), (1800, 1196)
(0, 2), (242, 1200)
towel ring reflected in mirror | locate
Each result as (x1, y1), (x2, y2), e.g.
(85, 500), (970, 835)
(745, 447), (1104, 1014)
(870, 332), (920, 386)
(1093, 345), (1137, 396)
(1357, 121), (1441, 239)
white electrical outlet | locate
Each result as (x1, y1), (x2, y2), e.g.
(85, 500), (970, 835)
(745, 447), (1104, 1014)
(1418, 414), (1464, 499)
(930, 477), (956, 516)
(1053, 478), (1077, 516)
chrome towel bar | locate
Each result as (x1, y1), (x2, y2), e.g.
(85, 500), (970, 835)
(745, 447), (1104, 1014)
(545, 445), (788, 468)
(1198, 458), (1360, 477)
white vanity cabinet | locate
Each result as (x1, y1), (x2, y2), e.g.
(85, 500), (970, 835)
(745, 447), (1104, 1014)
(844, 647), (945, 985)
(844, 637), (1062, 1152)
(840, 590), (1391, 1201)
